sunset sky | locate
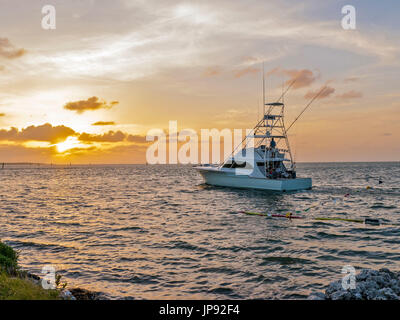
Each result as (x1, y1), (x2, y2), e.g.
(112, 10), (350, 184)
(0, 0), (399, 163)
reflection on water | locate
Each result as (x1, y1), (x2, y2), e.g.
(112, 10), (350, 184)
(0, 162), (399, 299)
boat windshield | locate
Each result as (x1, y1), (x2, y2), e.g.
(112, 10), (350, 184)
(222, 161), (247, 168)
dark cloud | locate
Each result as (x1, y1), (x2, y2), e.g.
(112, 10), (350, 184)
(0, 144), (54, 162)
(0, 123), (75, 143)
(92, 121), (116, 126)
(78, 131), (148, 144)
(304, 86), (335, 99)
(64, 96), (119, 114)
(78, 130), (126, 142)
(0, 38), (26, 59)
(336, 90), (363, 99)
(126, 134), (148, 144)
(0, 121), (147, 153)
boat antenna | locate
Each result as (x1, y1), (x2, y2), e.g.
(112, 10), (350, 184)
(286, 85), (327, 132)
(265, 77), (297, 115)
(262, 62), (265, 107)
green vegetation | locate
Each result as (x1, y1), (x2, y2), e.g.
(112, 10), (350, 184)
(0, 241), (60, 300)
(0, 241), (19, 274)
(0, 273), (60, 300)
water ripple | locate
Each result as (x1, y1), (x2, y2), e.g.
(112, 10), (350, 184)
(0, 162), (399, 299)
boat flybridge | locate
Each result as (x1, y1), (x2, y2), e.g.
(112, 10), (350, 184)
(195, 98), (312, 192)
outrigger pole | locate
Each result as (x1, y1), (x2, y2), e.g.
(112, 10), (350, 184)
(218, 61), (267, 168)
(286, 85), (328, 133)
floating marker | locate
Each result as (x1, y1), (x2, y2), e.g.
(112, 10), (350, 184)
(365, 218), (380, 226)
(272, 213), (303, 219)
(241, 211), (383, 226)
(313, 217), (363, 223)
(241, 211), (303, 219)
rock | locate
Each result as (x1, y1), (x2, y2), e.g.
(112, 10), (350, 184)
(69, 288), (99, 300)
(325, 281), (342, 298)
(376, 288), (399, 300)
(365, 289), (378, 300)
(308, 292), (326, 300)
(309, 268), (400, 300)
(60, 289), (77, 300)
(331, 290), (352, 300)
(354, 292), (363, 300)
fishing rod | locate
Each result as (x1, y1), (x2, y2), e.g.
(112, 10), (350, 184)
(276, 78), (297, 103)
(286, 85), (327, 133)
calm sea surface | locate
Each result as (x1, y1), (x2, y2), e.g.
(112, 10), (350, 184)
(0, 162), (399, 299)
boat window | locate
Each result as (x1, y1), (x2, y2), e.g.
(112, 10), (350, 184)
(223, 161), (247, 168)
(222, 162), (233, 168)
(232, 161), (247, 168)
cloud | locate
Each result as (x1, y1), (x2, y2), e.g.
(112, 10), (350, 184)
(0, 144), (54, 163)
(126, 134), (148, 143)
(0, 38), (26, 59)
(92, 121), (116, 126)
(234, 67), (260, 78)
(78, 130), (126, 142)
(203, 66), (222, 77)
(304, 85), (335, 99)
(64, 96), (119, 114)
(268, 68), (318, 89)
(78, 131), (149, 144)
(344, 77), (359, 82)
(336, 90), (363, 99)
(0, 123), (75, 143)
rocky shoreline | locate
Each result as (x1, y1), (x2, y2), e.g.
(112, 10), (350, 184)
(308, 268), (400, 300)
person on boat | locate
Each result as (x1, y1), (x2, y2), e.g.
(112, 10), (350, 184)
(276, 166), (282, 178)
(270, 138), (276, 158)
(270, 138), (276, 149)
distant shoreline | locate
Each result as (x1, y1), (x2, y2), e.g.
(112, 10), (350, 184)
(1, 161), (399, 166)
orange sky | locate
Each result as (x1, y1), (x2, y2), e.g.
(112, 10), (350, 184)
(0, 0), (399, 163)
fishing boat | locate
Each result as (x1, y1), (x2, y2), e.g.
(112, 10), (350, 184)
(195, 71), (322, 192)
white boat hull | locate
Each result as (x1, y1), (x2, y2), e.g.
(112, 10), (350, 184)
(196, 168), (311, 192)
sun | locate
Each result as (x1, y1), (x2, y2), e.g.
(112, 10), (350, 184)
(55, 136), (87, 153)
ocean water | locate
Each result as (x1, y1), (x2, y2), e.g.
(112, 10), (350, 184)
(0, 162), (399, 299)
